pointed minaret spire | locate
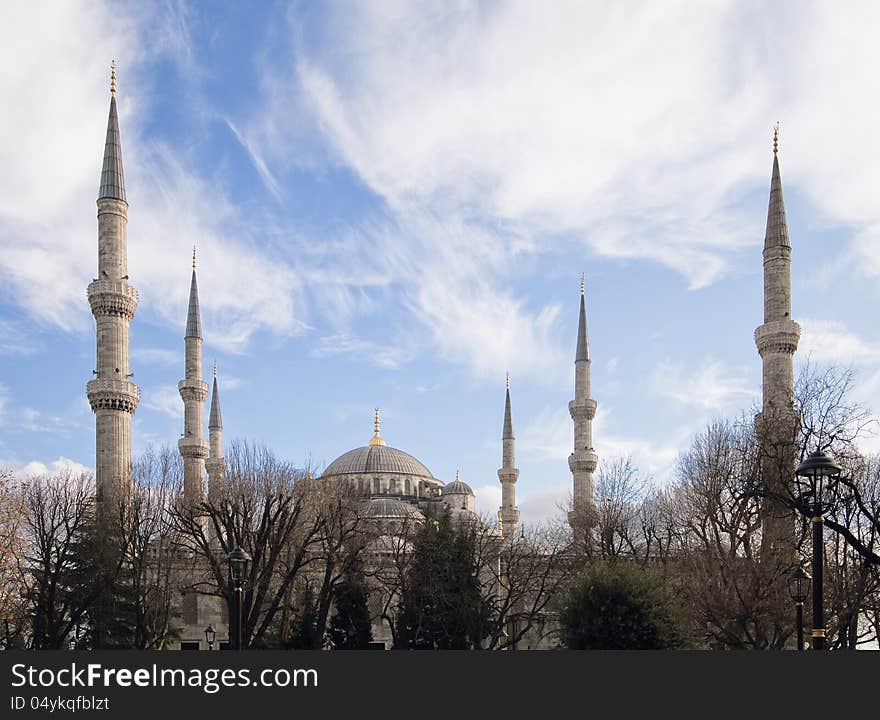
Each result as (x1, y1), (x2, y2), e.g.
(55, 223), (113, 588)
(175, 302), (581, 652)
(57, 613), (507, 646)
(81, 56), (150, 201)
(209, 361), (222, 430)
(369, 407), (386, 447)
(88, 66), (139, 505)
(179, 255), (208, 506)
(576, 277), (590, 362)
(206, 360), (226, 502)
(498, 374), (520, 539)
(568, 278), (598, 537)
(99, 63), (126, 203)
(185, 256), (202, 339)
(755, 126), (800, 558)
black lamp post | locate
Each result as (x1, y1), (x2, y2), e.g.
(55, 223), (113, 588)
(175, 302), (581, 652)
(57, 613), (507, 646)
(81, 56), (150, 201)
(226, 547), (251, 651)
(204, 624), (216, 651)
(787, 566), (811, 650)
(794, 449), (842, 651)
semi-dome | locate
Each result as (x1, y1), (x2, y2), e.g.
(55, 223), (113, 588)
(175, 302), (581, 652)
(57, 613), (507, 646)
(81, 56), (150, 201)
(363, 497), (425, 521)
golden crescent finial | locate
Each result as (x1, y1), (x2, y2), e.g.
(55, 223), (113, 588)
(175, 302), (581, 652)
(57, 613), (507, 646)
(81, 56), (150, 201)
(110, 61), (117, 96)
(580, 274), (585, 296)
(213, 359), (217, 379)
(369, 407), (386, 446)
(192, 245), (197, 270)
(455, 469), (460, 483)
(506, 371), (510, 390)
(773, 122), (779, 156)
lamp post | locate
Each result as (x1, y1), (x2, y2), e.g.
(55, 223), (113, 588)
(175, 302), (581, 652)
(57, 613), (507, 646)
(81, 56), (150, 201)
(204, 624), (216, 651)
(794, 449), (842, 651)
(787, 566), (811, 650)
(226, 547), (251, 651)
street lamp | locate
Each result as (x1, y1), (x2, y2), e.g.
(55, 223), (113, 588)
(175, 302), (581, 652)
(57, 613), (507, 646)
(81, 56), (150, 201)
(204, 624), (216, 651)
(787, 566), (811, 650)
(226, 546), (251, 651)
(794, 449), (842, 651)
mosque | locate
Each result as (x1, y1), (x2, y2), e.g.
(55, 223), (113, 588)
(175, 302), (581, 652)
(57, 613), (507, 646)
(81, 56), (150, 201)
(85, 69), (797, 648)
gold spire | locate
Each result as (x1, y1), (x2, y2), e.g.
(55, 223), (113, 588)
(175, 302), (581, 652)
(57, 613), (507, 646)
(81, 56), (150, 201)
(368, 407), (386, 446)
(773, 122), (779, 155)
(213, 359), (217, 379)
(192, 245), (197, 270)
(580, 273), (585, 296)
(306, 468), (313, 481)
(506, 372), (510, 390)
(110, 61), (117, 96)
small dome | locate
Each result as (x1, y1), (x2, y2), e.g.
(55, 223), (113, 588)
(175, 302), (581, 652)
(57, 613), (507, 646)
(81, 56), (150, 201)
(441, 470), (473, 496)
(362, 497), (425, 521)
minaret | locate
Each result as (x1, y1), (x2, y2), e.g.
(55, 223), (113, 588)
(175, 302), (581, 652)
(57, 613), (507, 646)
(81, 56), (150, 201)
(497, 373), (520, 539)
(568, 276), (598, 534)
(205, 361), (226, 502)
(87, 64), (140, 506)
(754, 125), (800, 555)
(178, 249), (209, 505)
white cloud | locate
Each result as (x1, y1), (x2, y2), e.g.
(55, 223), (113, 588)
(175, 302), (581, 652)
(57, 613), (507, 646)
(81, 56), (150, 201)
(652, 358), (758, 412)
(15, 456), (93, 479)
(311, 332), (417, 370)
(473, 484), (501, 517)
(143, 386), (184, 420)
(0, 2), (305, 355)
(519, 404), (681, 483)
(798, 319), (880, 366)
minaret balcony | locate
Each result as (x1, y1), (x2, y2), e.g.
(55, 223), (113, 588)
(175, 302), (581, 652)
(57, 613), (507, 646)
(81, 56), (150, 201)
(754, 319), (800, 357)
(86, 378), (140, 413)
(568, 450), (598, 474)
(178, 378), (209, 402)
(497, 468), (520, 484)
(87, 280), (138, 319)
(569, 398), (597, 421)
(178, 437), (209, 460)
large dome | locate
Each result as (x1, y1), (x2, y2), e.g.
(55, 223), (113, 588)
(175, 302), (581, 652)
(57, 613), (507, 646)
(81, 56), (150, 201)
(322, 444), (435, 480)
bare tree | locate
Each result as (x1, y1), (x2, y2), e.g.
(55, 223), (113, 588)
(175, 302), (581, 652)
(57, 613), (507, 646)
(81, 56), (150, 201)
(170, 441), (329, 649)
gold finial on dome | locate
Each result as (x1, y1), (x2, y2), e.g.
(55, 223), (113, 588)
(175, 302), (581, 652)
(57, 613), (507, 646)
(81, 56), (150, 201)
(455, 469), (460, 483)
(110, 61), (117, 96)
(773, 122), (779, 156)
(369, 407), (386, 446)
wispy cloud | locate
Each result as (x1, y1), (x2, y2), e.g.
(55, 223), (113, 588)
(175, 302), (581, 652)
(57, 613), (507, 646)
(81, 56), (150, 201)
(798, 319), (880, 366)
(143, 386), (184, 420)
(652, 359), (758, 412)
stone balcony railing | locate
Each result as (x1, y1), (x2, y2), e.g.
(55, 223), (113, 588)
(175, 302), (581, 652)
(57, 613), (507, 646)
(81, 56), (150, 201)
(86, 378), (140, 413)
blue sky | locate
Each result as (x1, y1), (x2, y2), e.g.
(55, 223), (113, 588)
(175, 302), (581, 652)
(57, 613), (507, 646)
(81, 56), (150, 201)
(2, 1), (880, 523)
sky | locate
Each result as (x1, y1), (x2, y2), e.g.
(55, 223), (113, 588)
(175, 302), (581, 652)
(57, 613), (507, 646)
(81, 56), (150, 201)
(2, 0), (880, 524)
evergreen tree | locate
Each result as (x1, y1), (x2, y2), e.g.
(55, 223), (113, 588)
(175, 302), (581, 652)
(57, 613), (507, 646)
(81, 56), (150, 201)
(328, 567), (373, 649)
(285, 584), (322, 649)
(560, 561), (686, 649)
(396, 508), (489, 649)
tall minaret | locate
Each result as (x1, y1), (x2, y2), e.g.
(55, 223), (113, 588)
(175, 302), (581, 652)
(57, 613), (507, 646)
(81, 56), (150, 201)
(754, 125), (800, 555)
(205, 361), (226, 502)
(178, 249), (209, 505)
(87, 65), (140, 506)
(568, 276), (598, 534)
(497, 373), (520, 539)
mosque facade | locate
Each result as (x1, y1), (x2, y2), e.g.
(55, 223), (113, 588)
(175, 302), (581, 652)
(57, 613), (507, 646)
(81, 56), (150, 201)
(86, 73), (794, 649)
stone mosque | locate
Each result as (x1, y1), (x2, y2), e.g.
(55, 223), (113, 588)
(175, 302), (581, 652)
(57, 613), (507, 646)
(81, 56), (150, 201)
(85, 70), (798, 648)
